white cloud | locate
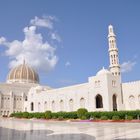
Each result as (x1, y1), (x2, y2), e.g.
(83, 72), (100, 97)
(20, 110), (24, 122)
(30, 16), (55, 29)
(0, 16), (60, 73)
(0, 37), (6, 44)
(121, 61), (136, 73)
(65, 61), (71, 67)
(51, 32), (61, 42)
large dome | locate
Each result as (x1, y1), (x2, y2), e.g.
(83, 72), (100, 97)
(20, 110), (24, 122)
(96, 67), (111, 76)
(7, 61), (39, 84)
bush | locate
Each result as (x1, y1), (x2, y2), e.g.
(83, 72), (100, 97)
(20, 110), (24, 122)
(126, 116), (133, 120)
(77, 108), (88, 119)
(9, 110), (140, 121)
(22, 112), (29, 118)
(81, 116), (87, 120)
(100, 116), (108, 120)
(112, 115), (120, 120)
(45, 111), (52, 119)
(58, 116), (64, 120)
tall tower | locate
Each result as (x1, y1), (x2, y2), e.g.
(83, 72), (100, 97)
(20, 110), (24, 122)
(108, 25), (121, 77)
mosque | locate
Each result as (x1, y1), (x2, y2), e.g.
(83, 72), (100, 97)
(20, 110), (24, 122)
(0, 25), (140, 116)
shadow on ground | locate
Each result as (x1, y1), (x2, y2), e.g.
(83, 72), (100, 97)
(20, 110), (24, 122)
(0, 127), (95, 140)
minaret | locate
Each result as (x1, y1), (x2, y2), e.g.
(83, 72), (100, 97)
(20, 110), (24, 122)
(108, 25), (121, 77)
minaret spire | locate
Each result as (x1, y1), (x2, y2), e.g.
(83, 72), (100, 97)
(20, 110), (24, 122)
(108, 25), (121, 77)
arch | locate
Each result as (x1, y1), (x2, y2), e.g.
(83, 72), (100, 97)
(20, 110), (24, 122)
(31, 102), (34, 111)
(38, 102), (41, 112)
(95, 94), (103, 108)
(138, 95), (140, 103)
(59, 100), (64, 111)
(7, 111), (9, 116)
(129, 95), (135, 110)
(25, 96), (28, 101)
(112, 94), (117, 111)
(44, 101), (47, 111)
(69, 99), (74, 111)
(52, 100), (55, 112)
(80, 97), (85, 108)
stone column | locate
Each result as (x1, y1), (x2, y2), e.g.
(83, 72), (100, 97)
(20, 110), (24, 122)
(0, 93), (1, 116)
(10, 91), (14, 114)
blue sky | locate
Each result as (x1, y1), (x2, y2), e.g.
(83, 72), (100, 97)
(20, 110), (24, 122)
(0, 0), (140, 88)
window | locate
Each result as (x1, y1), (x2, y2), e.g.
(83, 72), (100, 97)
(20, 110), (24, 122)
(60, 100), (64, 111)
(80, 98), (85, 108)
(31, 102), (34, 111)
(44, 101), (47, 111)
(129, 95), (135, 110)
(112, 80), (116, 87)
(25, 96), (28, 101)
(138, 95), (140, 103)
(95, 80), (100, 87)
(38, 102), (41, 112)
(52, 101), (55, 112)
(69, 99), (74, 111)
(112, 94), (117, 111)
(95, 94), (103, 108)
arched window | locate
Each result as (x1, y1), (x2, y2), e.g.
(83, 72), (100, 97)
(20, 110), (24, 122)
(112, 94), (117, 111)
(95, 94), (103, 108)
(44, 101), (47, 111)
(69, 99), (74, 111)
(52, 101), (55, 112)
(38, 102), (41, 112)
(25, 96), (28, 101)
(80, 98), (85, 108)
(138, 95), (140, 104)
(60, 100), (64, 111)
(31, 102), (34, 111)
(129, 95), (135, 110)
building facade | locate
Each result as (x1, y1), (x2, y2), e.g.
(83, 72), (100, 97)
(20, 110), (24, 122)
(0, 25), (140, 116)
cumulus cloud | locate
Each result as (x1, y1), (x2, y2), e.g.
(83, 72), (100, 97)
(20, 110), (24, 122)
(121, 61), (136, 73)
(0, 37), (6, 44)
(30, 16), (55, 29)
(51, 32), (61, 42)
(65, 61), (71, 67)
(0, 16), (60, 73)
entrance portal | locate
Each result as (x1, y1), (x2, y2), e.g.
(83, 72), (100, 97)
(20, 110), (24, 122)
(113, 94), (117, 111)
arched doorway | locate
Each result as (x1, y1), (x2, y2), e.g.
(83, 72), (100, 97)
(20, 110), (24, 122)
(80, 97), (85, 108)
(112, 94), (117, 111)
(44, 101), (47, 111)
(60, 100), (64, 111)
(129, 95), (135, 110)
(52, 101), (55, 112)
(95, 94), (103, 108)
(31, 102), (34, 111)
(69, 99), (74, 111)
(138, 95), (140, 105)
(38, 102), (41, 112)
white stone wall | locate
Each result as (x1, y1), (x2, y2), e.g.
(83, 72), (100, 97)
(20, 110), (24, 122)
(122, 81), (140, 110)
(26, 72), (123, 113)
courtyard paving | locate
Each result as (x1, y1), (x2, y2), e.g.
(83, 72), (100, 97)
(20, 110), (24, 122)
(0, 118), (140, 140)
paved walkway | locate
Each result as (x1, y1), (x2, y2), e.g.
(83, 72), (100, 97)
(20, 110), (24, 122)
(0, 118), (140, 140)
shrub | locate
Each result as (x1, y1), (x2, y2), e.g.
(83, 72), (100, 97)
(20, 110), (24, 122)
(100, 116), (108, 120)
(77, 108), (88, 119)
(22, 112), (29, 118)
(126, 116), (133, 120)
(81, 116), (87, 120)
(58, 116), (64, 120)
(112, 115), (120, 120)
(45, 111), (52, 119)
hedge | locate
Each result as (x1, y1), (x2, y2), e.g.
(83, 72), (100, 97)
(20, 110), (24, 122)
(10, 110), (140, 120)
